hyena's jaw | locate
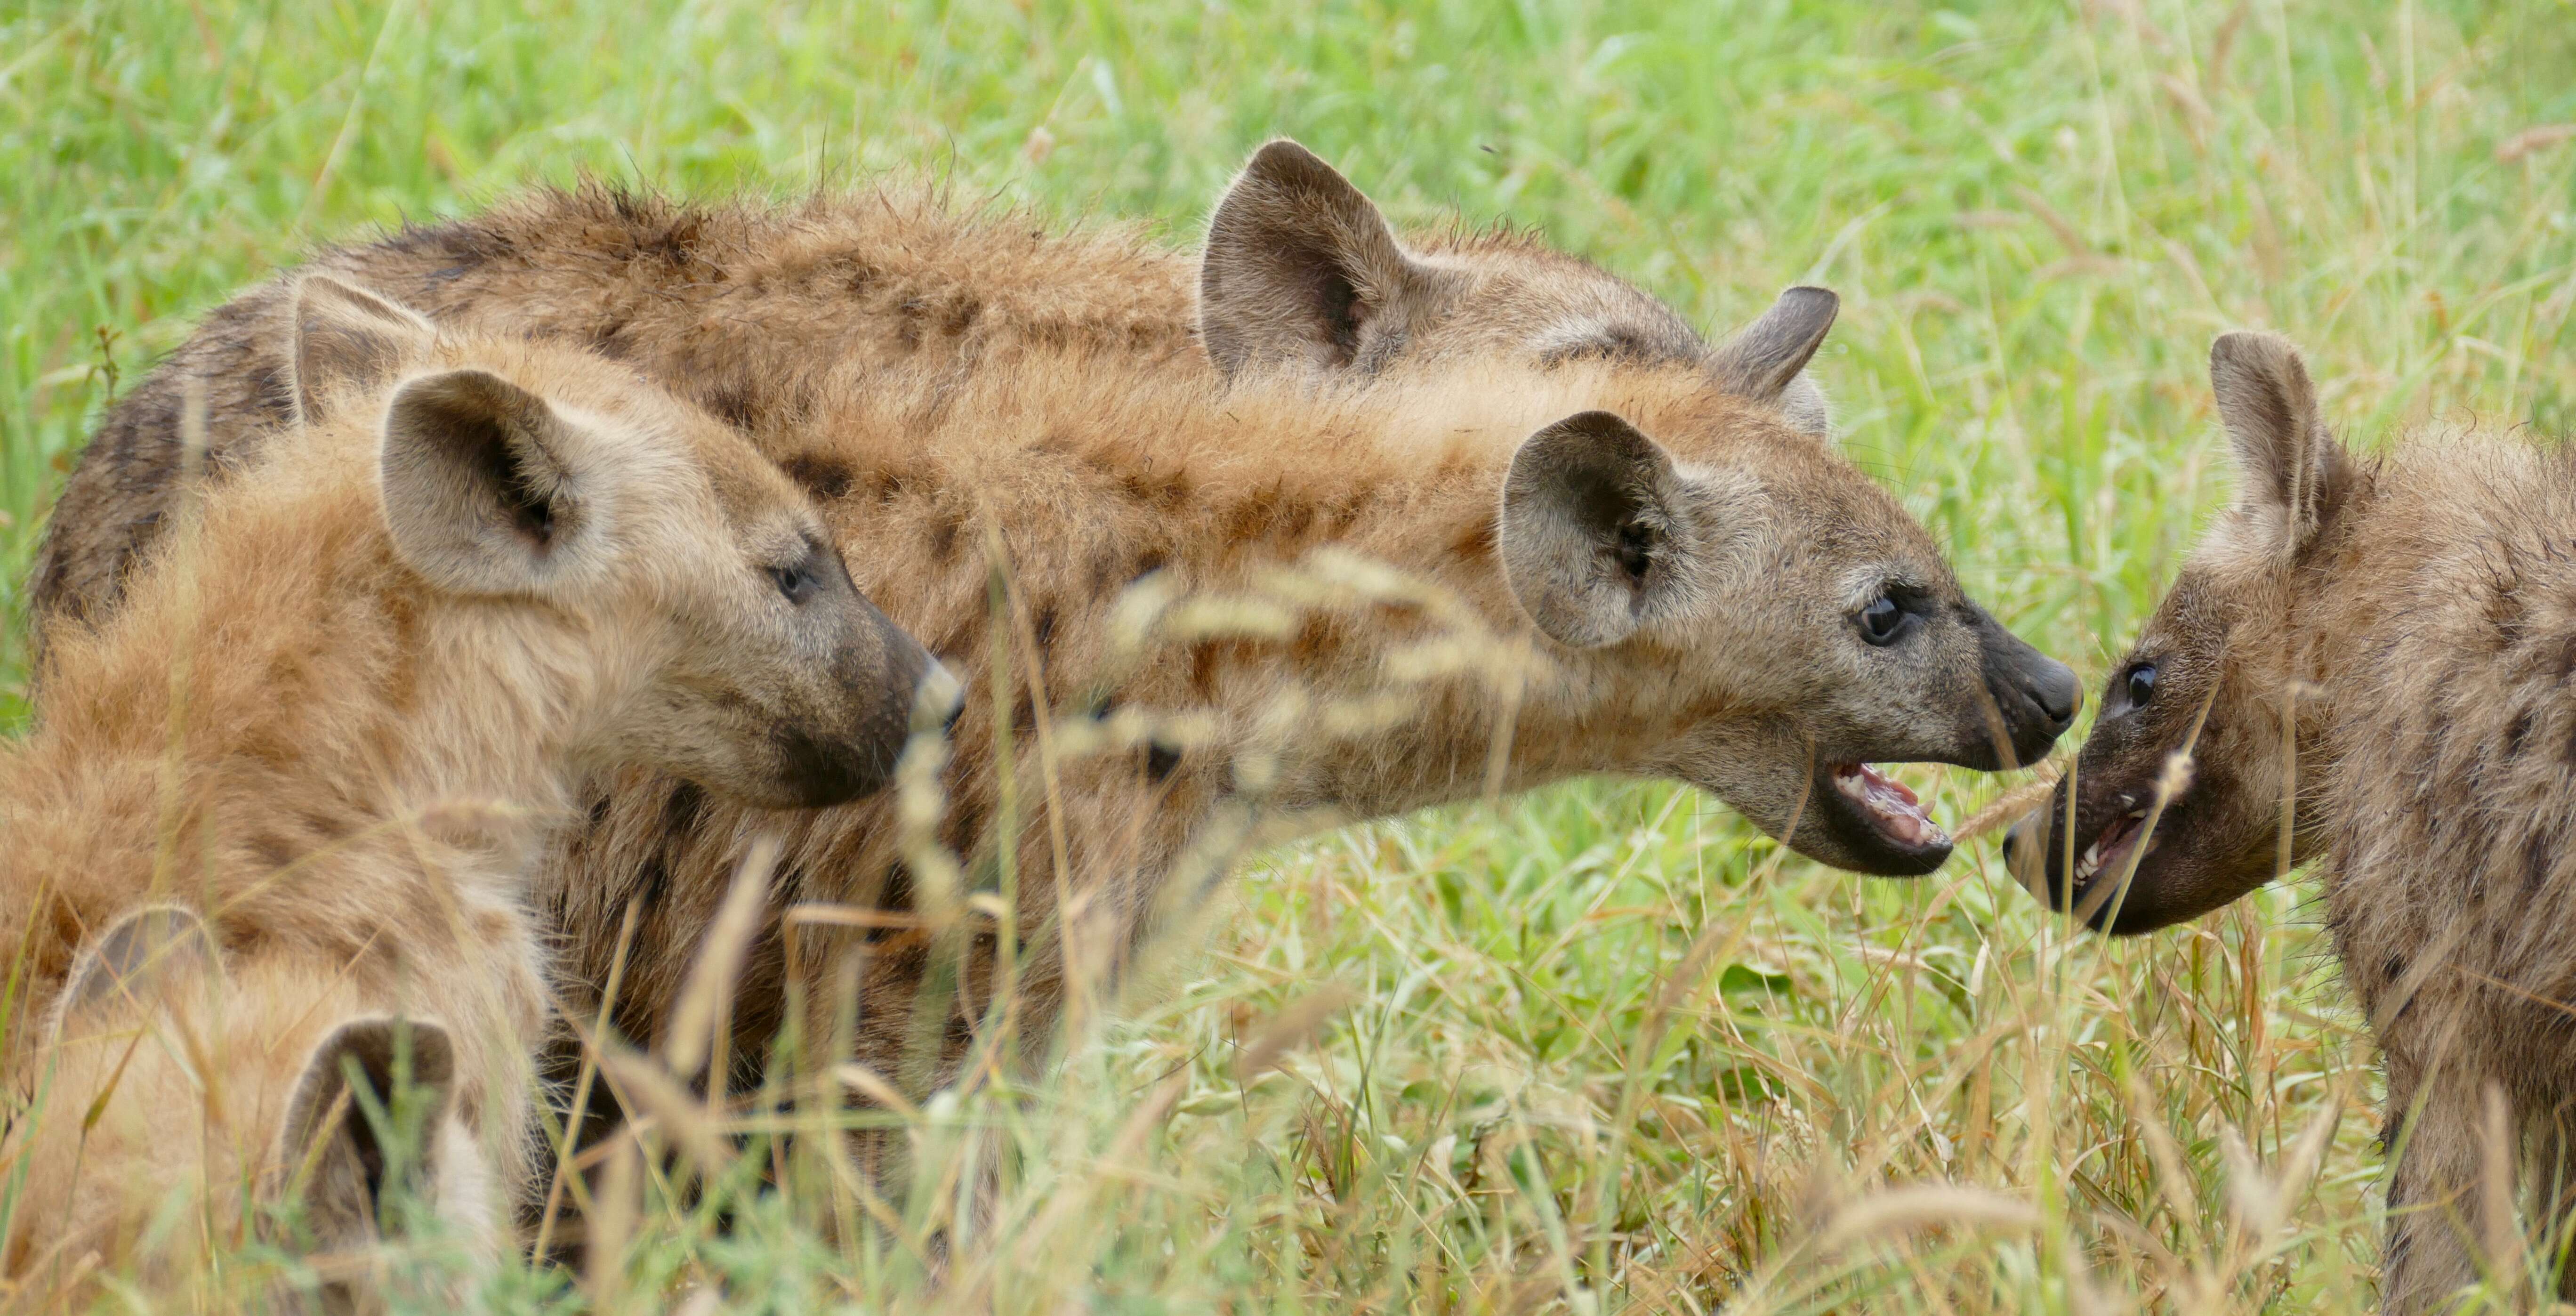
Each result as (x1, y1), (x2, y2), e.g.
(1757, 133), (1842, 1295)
(1815, 761), (1953, 877)
(2006, 773), (2212, 935)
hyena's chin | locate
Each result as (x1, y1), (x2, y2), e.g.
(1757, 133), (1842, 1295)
(1810, 761), (1954, 877)
(2009, 782), (2180, 933)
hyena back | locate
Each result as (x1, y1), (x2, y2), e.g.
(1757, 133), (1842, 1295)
(2, 278), (933, 1304)
(30, 140), (1813, 644)
(2009, 332), (2576, 1311)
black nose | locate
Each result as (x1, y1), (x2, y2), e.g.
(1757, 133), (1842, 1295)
(2022, 654), (2080, 735)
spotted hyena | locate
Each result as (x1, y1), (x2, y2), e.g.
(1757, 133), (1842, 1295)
(2008, 331), (2576, 1311)
(31, 145), (2078, 1161)
(1, 277), (935, 1307)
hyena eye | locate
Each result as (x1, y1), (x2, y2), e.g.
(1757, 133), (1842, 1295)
(1856, 594), (1907, 646)
(2124, 662), (2157, 709)
(769, 560), (819, 605)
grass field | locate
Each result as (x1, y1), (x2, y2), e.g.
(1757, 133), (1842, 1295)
(6, 0), (2576, 1310)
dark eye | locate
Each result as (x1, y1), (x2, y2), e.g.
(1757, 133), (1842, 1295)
(2124, 662), (2157, 709)
(770, 560), (818, 605)
(1857, 594), (1907, 646)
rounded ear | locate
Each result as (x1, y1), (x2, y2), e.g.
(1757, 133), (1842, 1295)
(271, 1017), (458, 1247)
(379, 369), (603, 596)
(1709, 286), (1839, 426)
(2209, 330), (2350, 553)
(290, 275), (436, 426)
(1199, 139), (1439, 374)
(48, 904), (218, 1041)
(1499, 411), (1694, 648)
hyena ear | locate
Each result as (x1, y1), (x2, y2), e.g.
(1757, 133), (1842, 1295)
(379, 368), (609, 596)
(271, 1017), (460, 1249)
(48, 904), (217, 1041)
(1499, 411), (1694, 648)
(290, 275), (436, 427)
(1199, 139), (1445, 375)
(1709, 287), (1839, 435)
(2210, 331), (2350, 551)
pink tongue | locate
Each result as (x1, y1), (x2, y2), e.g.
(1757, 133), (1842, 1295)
(1857, 765), (1920, 808)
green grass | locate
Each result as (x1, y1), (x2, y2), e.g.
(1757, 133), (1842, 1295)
(5, 0), (2575, 1310)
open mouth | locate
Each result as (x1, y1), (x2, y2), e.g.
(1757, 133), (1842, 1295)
(2073, 805), (2152, 889)
(1827, 762), (1950, 852)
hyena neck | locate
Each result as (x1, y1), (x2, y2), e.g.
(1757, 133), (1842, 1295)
(2269, 468), (2395, 824)
(30, 483), (631, 889)
(952, 421), (1693, 828)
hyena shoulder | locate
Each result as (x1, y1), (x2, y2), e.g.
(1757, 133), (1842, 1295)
(28, 184), (1195, 635)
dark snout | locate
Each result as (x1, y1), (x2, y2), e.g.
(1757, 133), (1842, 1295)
(1965, 611), (2079, 770)
(777, 598), (956, 809)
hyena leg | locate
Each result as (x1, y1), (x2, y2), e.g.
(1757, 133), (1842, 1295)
(2381, 1062), (2511, 1315)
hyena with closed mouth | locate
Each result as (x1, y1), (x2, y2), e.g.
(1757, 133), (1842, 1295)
(1, 277), (937, 1306)
(30, 143), (2078, 1144)
(2008, 331), (2576, 1311)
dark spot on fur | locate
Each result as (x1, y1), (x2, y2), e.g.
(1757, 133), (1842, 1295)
(1291, 616), (1338, 663)
(946, 1012), (975, 1044)
(939, 798), (988, 864)
(2529, 832), (2553, 891)
(2384, 954), (2406, 984)
(252, 832), (298, 872)
(926, 513), (961, 564)
(245, 363), (295, 423)
(1190, 641), (1220, 699)
(778, 453), (855, 501)
(2510, 709), (2536, 756)
(704, 384), (757, 431)
(586, 793), (613, 830)
(1011, 694), (1038, 735)
(636, 854), (672, 907)
(1147, 743), (1183, 782)
(664, 783), (705, 834)
(588, 319), (632, 359)
(1031, 604), (1058, 651)
(1132, 551), (1167, 580)
(942, 298), (983, 337)
(1452, 517), (1499, 561)
(1120, 468), (1194, 509)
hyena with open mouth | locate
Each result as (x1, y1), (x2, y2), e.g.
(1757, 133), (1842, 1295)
(2009, 331), (2576, 1312)
(31, 143), (2079, 1154)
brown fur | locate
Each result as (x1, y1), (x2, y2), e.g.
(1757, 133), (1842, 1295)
(0, 288), (929, 1304)
(32, 147), (2076, 1186)
(2009, 332), (2576, 1310)
(30, 141), (1827, 646)
(531, 343), (2077, 1140)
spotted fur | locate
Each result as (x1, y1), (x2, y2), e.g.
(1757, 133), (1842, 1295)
(1, 284), (929, 1304)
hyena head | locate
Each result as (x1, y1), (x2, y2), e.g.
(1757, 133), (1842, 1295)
(1496, 395), (2079, 875)
(16, 907), (496, 1310)
(293, 275), (946, 807)
(2004, 331), (2353, 930)
(1200, 139), (1834, 435)
(1203, 141), (2076, 874)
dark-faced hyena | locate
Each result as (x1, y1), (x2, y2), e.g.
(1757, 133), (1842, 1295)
(2007, 332), (2576, 1311)
(33, 145), (2078, 1151)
